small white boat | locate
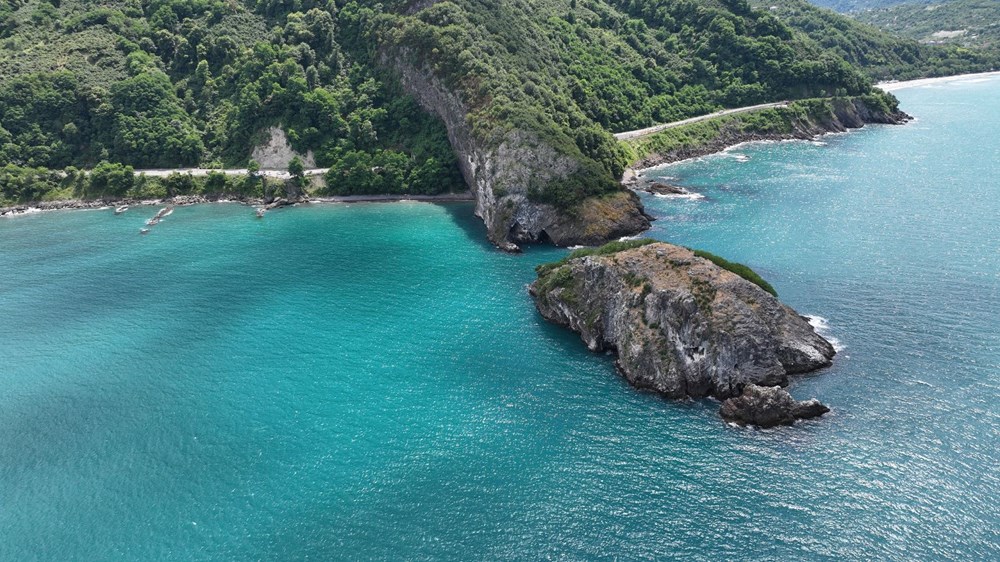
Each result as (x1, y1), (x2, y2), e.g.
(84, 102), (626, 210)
(256, 208), (266, 218)
(140, 228), (150, 235)
(114, 205), (128, 215)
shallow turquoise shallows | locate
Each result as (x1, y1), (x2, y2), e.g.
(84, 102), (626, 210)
(2, 78), (999, 560)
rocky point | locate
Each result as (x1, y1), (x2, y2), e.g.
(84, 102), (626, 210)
(529, 241), (836, 423)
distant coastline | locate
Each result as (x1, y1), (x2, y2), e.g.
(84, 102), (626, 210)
(877, 70), (1000, 92)
(623, 96), (909, 178)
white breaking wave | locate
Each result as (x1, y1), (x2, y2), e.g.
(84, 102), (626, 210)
(652, 192), (706, 200)
(805, 315), (844, 352)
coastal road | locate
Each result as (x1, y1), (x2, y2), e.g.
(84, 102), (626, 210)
(133, 168), (330, 179)
(613, 101), (789, 141)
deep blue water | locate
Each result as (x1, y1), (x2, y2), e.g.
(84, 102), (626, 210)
(2, 77), (998, 560)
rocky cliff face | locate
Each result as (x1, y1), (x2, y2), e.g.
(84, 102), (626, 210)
(387, 55), (649, 251)
(529, 242), (835, 400)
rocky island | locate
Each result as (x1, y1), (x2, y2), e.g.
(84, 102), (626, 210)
(529, 240), (834, 426)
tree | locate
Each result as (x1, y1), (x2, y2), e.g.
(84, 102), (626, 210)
(288, 156), (305, 178)
(287, 155), (306, 193)
(88, 161), (134, 197)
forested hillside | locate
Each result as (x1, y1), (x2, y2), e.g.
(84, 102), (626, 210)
(856, 0), (1000, 48)
(0, 0), (992, 245)
(0, 0), (462, 195)
(805, 0), (918, 12)
(754, 0), (999, 79)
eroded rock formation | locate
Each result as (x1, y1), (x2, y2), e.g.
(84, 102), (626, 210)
(387, 55), (650, 251)
(719, 384), (830, 427)
(530, 242), (835, 401)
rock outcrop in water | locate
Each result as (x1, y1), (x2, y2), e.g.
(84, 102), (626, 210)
(387, 56), (650, 251)
(529, 241), (835, 404)
(719, 384), (830, 427)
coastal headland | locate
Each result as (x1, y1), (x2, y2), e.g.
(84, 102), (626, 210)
(618, 95), (910, 177)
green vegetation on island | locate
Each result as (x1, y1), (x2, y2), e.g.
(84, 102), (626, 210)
(690, 248), (777, 296)
(536, 238), (658, 276)
(534, 238), (777, 297)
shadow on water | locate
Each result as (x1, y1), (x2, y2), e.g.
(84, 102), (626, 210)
(433, 202), (495, 252)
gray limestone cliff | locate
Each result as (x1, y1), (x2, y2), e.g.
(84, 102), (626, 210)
(529, 241), (835, 401)
(385, 54), (650, 251)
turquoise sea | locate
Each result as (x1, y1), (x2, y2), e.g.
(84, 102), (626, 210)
(2, 77), (999, 560)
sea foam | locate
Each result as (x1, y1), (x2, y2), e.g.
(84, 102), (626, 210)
(805, 315), (845, 352)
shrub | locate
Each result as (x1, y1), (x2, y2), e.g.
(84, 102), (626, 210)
(535, 238), (657, 276)
(691, 249), (777, 297)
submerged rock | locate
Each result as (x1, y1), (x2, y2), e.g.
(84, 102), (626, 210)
(719, 384), (829, 427)
(529, 241), (835, 402)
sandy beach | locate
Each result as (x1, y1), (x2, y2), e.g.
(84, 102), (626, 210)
(877, 70), (1000, 92)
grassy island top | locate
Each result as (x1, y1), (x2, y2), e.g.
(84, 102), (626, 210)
(536, 238), (777, 297)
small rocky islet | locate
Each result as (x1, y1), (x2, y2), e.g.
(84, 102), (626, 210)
(529, 240), (835, 427)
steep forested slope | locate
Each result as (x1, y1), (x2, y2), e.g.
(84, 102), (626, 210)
(0, 0), (461, 193)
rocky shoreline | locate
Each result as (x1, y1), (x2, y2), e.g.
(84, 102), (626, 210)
(530, 241), (835, 426)
(0, 194), (232, 218)
(0, 192), (475, 218)
(624, 97), (911, 174)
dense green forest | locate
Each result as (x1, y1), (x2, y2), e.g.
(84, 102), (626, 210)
(0, 0), (463, 198)
(855, 0), (1000, 48)
(0, 0), (994, 208)
(805, 0), (919, 12)
(754, 0), (999, 79)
